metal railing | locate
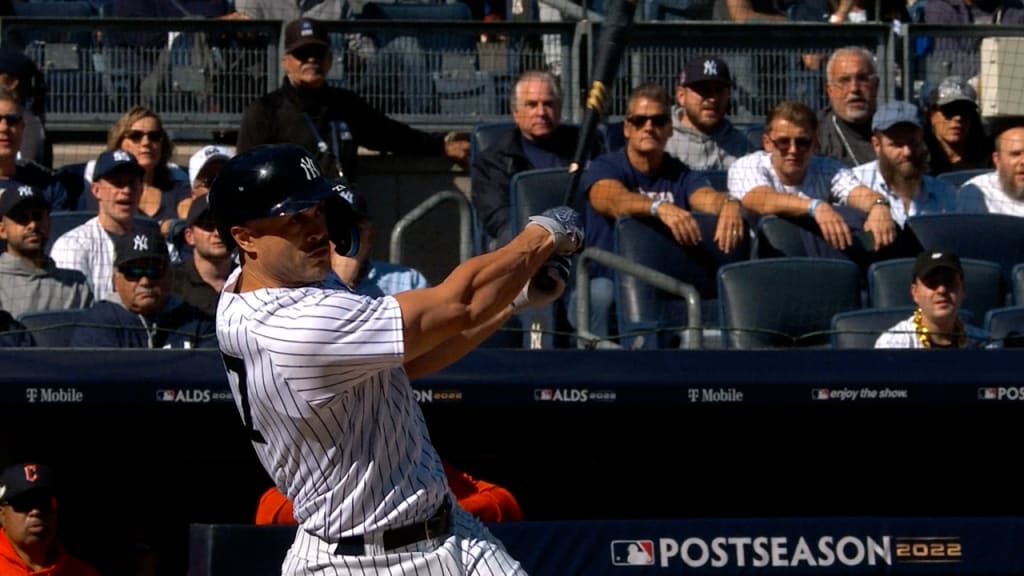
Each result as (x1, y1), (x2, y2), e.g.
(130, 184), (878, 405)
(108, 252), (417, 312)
(390, 189), (475, 266)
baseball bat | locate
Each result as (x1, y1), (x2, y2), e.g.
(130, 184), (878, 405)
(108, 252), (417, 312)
(564, 0), (639, 208)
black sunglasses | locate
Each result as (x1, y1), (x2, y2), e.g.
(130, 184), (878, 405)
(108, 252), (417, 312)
(626, 113), (671, 128)
(938, 103), (975, 119)
(291, 45), (328, 61)
(119, 264), (165, 281)
(2, 492), (54, 513)
(769, 136), (813, 152)
(0, 113), (23, 126)
(124, 129), (164, 143)
(5, 206), (47, 224)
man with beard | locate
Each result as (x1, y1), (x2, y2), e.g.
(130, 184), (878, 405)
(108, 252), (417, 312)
(817, 47), (880, 167)
(852, 101), (956, 258)
(171, 194), (235, 318)
(0, 182), (91, 318)
(665, 55), (754, 171)
(0, 463), (100, 575)
(729, 100), (896, 253)
(957, 126), (1024, 216)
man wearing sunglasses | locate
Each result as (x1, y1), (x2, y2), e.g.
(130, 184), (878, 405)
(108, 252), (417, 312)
(171, 194), (235, 319)
(578, 83), (745, 338)
(0, 182), (91, 319)
(0, 462), (100, 575)
(666, 55), (754, 170)
(0, 88), (68, 211)
(237, 18), (469, 182)
(69, 222), (215, 348)
(729, 100), (897, 253)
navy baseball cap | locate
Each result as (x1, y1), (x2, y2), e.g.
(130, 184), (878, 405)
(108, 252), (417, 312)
(114, 222), (169, 267)
(913, 251), (963, 280)
(680, 55), (732, 87)
(94, 149), (145, 182)
(0, 463), (54, 502)
(185, 194), (213, 227)
(0, 181), (48, 218)
(284, 18), (329, 54)
(872, 101), (921, 132)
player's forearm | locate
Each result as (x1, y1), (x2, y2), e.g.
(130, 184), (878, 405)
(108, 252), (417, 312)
(404, 306), (513, 380)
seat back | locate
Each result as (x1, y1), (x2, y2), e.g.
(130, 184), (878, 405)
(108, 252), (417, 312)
(45, 211), (95, 255)
(936, 168), (989, 189)
(867, 257), (1006, 321)
(470, 121), (515, 166)
(602, 120), (625, 153)
(985, 306), (1024, 346)
(831, 306), (917, 349)
(757, 215), (810, 257)
(508, 167), (575, 233)
(717, 258), (861, 349)
(17, 308), (88, 348)
(614, 214), (749, 348)
(907, 214), (1024, 278)
(359, 2), (475, 51)
(1013, 263), (1024, 305)
(699, 169), (728, 192)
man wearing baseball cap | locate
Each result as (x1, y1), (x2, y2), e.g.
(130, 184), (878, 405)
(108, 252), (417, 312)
(237, 17), (469, 182)
(666, 55), (754, 170)
(171, 194), (234, 318)
(0, 462), (100, 575)
(69, 221), (215, 348)
(187, 144), (232, 199)
(50, 149), (145, 302)
(0, 181), (91, 318)
(875, 250), (989, 348)
(851, 101), (957, 230)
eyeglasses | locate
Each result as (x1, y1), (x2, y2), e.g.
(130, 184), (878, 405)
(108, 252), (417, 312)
(124, 130), (163, 143)
(768, 136), (813, 152)
(291, 45), (328, 61)
(119, 264), (165, 281)
(5, 207), (47, 224)
(2, 493), (55, 513)
(626, 113), (671, 128)
(938, 103), (975, 119)
(0, 113), (23, 126)
(830, 74), (877, 89)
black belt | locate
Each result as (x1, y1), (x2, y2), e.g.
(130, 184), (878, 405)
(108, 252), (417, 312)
(333, 498), (452, 556)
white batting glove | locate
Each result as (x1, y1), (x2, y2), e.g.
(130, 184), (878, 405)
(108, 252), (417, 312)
(527, 206), (584, 256)
(511, 254), (572, 313)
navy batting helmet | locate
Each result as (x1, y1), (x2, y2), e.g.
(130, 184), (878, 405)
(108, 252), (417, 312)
(208, 144), (335, 249)
(325, 180), (361, 258)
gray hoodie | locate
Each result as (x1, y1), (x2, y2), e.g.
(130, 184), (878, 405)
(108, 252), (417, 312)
(664, 105), (756, 171)
(0, 252), (93, 319)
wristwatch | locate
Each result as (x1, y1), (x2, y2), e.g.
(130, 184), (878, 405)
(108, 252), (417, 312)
(872, 197), (891, 208)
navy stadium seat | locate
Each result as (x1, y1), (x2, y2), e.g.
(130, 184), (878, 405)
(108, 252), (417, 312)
(831, 306), (918, 349)
(936, 168), (989, 189)
(17, 308), (88, 348)
(907, 214), (1024, 279)
(1012, 263), (1024, 306)
(984, 306), (1024, 346)
(867, 257), (1006, 322)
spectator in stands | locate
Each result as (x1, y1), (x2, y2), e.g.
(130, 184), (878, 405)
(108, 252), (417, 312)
(665, 55), (754, 170)
(174, 144), (233, 224)
(171, 195), (233, 319)
(920, 0), (999, 80)
(0, 182), (91, 318)
(852, 101), (957, 232)
(237, 18), (469, 182)
(324, 184), (429, 294)
(817, 46), (879, 167)
(576, 83), (745, 338)
(471, 70), (585, 249)
(51, 150), (145, 302)
(0, 462), (100, 575)
(923, 76), (992, 176)
(69, 222), (215, 348)
(875, 250), (988, 348)
(957, 125), (1024, 216)
(0, 89), (65, 210)
(233, 0), (346, 21)
(0, 48), (49, 168)
(728, 100), (897, 253)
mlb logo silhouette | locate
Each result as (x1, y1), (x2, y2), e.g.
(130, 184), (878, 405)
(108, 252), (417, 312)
(610, 540), (654, 566)
(978, 388), (997, 400)
(811, 388), (830, 400)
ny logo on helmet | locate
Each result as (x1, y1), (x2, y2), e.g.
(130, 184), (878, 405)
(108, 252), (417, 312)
(300, 156), (320, 181)
(133, 234), (149, 251)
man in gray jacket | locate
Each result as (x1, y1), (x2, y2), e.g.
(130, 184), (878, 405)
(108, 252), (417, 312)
(665, 55), (755, 171)
(0, 181), (91, 318)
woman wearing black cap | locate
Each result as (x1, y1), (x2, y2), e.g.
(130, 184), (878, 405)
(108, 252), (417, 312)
(923, 76), (993, 176)
(0, 47), (49, 168)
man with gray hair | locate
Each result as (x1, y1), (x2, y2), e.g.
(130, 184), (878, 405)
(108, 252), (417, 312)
(817, 46), (880, 167)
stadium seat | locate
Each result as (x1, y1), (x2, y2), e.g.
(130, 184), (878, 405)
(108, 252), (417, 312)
(936, 168), (989, 189)
(867, 257), (1006, 322)
(1013, 263), (1024, 306)
(17, 308), (88, 348)
(469, 121), (515, 166)
(717, 258), (861, 349)
(699, 169), (728, 192)
(831, 306), (917, 349)
(614, 214), (749, 349)
(45, 211), (94, 255)
(984, 306), (1024, 347)
(508, 167), (575, 233)
(602, 120), (625, 153)
(906, 214), (1024, 279)
(740, 123), (765, 151)
(756, 215), (810, 258)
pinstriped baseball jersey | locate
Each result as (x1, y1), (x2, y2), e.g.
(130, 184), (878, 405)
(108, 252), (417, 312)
(216, 266), (450, 543)
(49, 217), (117, 302)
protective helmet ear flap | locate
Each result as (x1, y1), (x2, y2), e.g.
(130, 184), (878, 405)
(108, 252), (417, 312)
(325, 183), (360, 258)
(330, 217), (360, 258)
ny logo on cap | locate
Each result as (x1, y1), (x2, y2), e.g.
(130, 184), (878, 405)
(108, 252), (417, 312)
(113, 150), (132, 162)
(703, 60), (718, 77)
(301, 21), (314, 36)
(133, 234), (149, 251)
(332, 184), (354, 204)
(18, 186), (33, 197)
(300, 156), (320, 180)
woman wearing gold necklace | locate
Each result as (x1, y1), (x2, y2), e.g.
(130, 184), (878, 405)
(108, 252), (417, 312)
(875, 251), (989, 349)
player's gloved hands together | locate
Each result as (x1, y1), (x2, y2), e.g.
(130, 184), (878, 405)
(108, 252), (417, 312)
(527, 206), (584, 256)
(511, 254), (572, 313)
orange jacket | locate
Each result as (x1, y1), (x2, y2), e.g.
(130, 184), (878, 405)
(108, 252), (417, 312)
(256, 462), (523, 525)
(0, 529), (100, 576)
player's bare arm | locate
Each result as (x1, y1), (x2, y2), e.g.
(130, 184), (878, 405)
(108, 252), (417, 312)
(404, 306), (514, 380)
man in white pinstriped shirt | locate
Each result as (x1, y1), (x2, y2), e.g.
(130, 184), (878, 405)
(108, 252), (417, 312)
(209, 144), (580, 575)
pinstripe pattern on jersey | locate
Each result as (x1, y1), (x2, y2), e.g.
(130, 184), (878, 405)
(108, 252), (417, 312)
(49, 217), (117, 302)
(217, 267), (449, 545)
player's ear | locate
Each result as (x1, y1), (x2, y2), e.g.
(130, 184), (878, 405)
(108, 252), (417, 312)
(231, 225), (256, 253)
